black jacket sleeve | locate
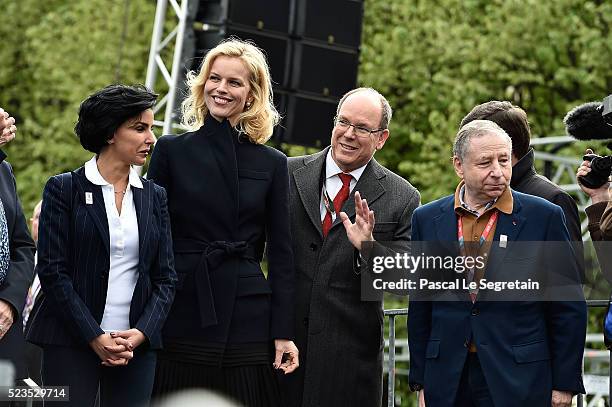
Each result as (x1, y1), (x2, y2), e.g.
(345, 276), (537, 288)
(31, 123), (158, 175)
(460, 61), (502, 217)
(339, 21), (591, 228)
(0, 160), (36, 319)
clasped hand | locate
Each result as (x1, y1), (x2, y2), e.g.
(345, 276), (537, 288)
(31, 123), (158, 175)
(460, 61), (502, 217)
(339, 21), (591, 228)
(89, 328), (146, 367)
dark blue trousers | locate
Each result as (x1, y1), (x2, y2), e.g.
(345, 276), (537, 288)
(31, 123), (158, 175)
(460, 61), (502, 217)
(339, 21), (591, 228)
(454, 353), (494, 407)
(41, 345), (156, 407)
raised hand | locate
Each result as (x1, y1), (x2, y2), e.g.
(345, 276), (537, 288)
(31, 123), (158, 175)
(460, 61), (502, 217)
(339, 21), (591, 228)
(339, 191), (375, 251)
(0, 108), (17, 147)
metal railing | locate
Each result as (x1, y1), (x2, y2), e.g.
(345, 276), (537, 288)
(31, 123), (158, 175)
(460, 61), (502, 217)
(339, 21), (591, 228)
(385, 300), (612, 407)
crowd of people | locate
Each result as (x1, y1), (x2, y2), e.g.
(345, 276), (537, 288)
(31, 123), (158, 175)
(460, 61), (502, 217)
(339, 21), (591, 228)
(0, 37), (609, 407)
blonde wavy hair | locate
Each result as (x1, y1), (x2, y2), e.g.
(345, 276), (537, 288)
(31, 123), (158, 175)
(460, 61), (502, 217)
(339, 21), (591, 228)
(180, 38), (280, 144)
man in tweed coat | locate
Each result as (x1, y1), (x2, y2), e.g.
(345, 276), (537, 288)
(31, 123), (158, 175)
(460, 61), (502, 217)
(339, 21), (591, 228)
(280, 88), (420, 407)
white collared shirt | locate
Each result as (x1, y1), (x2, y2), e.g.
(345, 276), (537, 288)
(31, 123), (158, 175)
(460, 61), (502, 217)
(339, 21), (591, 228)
(319, 149), (368, 222)
(84, 156), (141, 332)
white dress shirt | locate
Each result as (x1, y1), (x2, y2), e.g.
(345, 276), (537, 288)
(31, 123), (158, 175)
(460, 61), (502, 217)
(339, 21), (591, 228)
(319, 149), (368, 222)
(84, 156), (141, 332)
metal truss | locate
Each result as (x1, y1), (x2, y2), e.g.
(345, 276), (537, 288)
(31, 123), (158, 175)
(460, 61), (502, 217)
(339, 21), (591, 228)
(531, 135), (592, 240)
(145, 0), (191, 135)
(143, 1), (596, 241)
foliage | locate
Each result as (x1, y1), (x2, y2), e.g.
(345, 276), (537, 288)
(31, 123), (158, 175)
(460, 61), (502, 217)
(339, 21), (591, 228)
(0, 0), (156, 216)
(3, 0), (609, 212)
(2, 2), (611, 405)
(360, 0), (612, 204)
(358, 1), (611, 404)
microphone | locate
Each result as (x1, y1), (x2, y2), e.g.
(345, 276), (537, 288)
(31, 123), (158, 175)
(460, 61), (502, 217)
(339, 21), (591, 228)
(564, 96), (612, 188)
(564, 100), (612, 140)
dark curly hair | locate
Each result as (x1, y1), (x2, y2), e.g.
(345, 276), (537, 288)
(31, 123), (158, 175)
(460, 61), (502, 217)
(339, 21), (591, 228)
(75, 84), (158, 153)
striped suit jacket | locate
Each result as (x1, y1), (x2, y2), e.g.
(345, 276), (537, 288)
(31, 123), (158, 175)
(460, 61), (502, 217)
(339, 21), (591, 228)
(26, 167), (176, 349)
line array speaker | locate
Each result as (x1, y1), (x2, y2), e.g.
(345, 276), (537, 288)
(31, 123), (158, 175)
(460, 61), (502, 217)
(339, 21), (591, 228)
(181, 0), (363, 147)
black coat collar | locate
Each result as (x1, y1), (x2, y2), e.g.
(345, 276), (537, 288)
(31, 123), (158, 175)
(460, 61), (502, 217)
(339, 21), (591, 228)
(511, 148), (537, 189)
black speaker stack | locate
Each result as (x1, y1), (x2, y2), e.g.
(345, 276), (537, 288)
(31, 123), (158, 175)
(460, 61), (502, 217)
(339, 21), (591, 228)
(181, 0), (364, 148)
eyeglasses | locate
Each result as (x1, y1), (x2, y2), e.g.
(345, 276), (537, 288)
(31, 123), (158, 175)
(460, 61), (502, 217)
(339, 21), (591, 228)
(334, 117), (385, 137)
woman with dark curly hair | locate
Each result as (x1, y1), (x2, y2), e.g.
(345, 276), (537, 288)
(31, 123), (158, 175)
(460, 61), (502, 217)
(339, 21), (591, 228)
(26, 84), (177, 406)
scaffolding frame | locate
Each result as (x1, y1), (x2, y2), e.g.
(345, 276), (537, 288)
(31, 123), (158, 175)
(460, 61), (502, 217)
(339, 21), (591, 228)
(531, 135), (592, 239)
(145, 0), (191, 135)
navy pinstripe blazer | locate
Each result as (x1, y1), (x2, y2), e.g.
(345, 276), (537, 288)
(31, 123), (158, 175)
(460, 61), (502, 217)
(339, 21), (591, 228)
(25, 166), (176, 349)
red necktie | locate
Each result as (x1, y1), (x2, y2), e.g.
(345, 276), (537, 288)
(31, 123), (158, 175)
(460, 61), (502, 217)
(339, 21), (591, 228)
(322, 173), (352, 238)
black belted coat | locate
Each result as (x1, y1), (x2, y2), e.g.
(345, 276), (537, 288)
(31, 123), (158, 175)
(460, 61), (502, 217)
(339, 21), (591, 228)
(147, 115), (294, 345)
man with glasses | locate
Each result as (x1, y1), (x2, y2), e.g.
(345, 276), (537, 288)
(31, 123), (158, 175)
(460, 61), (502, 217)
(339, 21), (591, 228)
(280, 88), (420, 406)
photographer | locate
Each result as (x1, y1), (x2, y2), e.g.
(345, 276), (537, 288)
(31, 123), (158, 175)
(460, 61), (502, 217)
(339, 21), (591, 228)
(577, 149), (612, 236)
(577, 149), (612, 281)
(578, 149), (612, 351)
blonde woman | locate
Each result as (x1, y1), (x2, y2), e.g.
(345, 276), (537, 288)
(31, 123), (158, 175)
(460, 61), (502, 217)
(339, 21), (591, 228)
(148, 38), (298, 406)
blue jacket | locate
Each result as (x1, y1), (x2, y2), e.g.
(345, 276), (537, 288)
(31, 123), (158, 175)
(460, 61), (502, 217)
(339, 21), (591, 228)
(408, 189), (586, 407)
(26, 167), (176, 349)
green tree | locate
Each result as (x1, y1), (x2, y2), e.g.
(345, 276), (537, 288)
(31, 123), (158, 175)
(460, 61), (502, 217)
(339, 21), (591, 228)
(360, 1), (611, 405)
(0, 0), (156, 216)
(1, 2), (610, 404)
(360, 0), (612, 204)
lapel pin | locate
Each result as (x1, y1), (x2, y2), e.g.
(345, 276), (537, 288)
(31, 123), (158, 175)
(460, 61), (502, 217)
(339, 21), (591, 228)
(85, 192), (93, 205)
(512, 220), (517, 226)
(500, 234), (507, 248)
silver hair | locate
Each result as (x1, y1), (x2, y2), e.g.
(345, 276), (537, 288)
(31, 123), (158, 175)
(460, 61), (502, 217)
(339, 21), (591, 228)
(453, 119), (512, 161)
(336, 87), (392, 129)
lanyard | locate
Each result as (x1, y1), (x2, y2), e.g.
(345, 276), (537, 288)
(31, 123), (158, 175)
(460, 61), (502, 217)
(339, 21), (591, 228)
(458, 210), (498, 298)
(322, 182), (336, 216)
(457, 210), (499, 250)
